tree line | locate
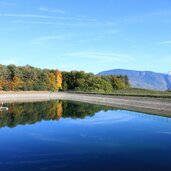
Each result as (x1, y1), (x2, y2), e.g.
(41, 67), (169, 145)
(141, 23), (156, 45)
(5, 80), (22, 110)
(0, 65), (129, 92)
(62, 71), (129, 93)
(0, 64), (62, 91)
(0, 101), (112, 128)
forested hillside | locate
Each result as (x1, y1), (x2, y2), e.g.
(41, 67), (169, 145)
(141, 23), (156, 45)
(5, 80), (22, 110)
(0, 65), (129, 92)
(62, 71), (129, 93)
(0, 65), (62, 91)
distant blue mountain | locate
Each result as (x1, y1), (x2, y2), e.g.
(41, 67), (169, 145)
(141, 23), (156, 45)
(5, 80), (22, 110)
(98, 69), (171, 91)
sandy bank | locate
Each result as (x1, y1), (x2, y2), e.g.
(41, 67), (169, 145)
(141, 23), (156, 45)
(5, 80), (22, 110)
(0, 92), (171, 117)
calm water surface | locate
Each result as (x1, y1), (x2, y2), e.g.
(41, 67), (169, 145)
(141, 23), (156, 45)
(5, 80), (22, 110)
(0, 100), (171, 171)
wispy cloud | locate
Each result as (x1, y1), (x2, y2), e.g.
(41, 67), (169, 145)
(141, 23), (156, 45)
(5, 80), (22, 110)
(11, 20), (94, 27)
(3, 13), (58, 19)
(0, 1), (16, 6)
(78, 29), (120, 44)
(39, 7), (66, 14)
(67, 51), (132, 61)
(1, 13), (96, 22)
(117, 9), (171, 25)
(30, 35), (67, 45)
(11, 19), (115, 28)
(156, 40), (171, 45)
(1, 59), (17, 65)
(149, 10), (171, 17)
(104, 29), (120, 35)
(0, 13), (116, 28)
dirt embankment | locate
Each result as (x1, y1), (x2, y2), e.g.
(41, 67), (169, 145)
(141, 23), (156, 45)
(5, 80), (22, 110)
(0, 91), (171, 117)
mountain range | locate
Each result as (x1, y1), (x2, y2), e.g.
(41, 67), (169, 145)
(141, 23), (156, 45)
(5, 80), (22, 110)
(98, 69), (171, 91)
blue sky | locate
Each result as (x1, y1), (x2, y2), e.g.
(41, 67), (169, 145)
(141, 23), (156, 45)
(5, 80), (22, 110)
(0, 0), (171, 74)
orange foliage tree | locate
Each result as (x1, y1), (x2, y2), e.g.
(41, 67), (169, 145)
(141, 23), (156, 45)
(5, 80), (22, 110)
(49, 70), (62, 91)
(56, 70), (62, 90)
(12, 76), (24, 91)
(0, 80), (4, 91)
(56, 101), (63, 119)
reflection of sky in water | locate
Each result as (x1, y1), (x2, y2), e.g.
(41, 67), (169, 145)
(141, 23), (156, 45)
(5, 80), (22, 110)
(0, 102), (171, 171)
(63, 110), (134, 125)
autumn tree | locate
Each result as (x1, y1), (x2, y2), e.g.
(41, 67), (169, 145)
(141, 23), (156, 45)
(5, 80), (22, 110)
(56, 70), (62, 90)
(0, 65), (62, 91)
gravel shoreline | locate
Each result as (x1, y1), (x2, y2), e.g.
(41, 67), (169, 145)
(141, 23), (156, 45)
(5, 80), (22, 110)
(0, 92), (171, 117)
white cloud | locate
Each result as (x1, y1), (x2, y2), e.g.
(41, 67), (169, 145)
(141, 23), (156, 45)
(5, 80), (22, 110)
(156, 41), (171, 45)
(2, 13), (96, 22)
(67, 51), (132, 61)
(78, 29), (120, 44)
(39, 7), (66, 14)
(12, 20), (91, 26)
(1, 13), (117, 28)
(0, 1), (16, 6)
(116, 9), (171, 25)
(11, 20), (114, 28)
(30, 35), (67, 45)
(0, 59), (17, 65)
(105, 29), (120, 35)
(3, 13), (58, 19)
(79, 40), (88, 44)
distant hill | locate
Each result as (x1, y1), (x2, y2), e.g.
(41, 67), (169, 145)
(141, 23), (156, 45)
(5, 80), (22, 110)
(98, 69), (171, 91)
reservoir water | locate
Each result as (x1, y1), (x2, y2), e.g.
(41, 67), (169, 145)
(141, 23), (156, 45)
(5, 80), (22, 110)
(0, 100), (171, 171)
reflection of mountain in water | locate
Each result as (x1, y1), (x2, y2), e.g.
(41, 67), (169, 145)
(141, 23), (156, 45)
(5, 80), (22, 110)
(0, 101), (111, 128)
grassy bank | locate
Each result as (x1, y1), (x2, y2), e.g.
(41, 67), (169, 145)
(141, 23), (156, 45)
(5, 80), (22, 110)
(0, 88), (170, 98)
(66, 88), (171, 98)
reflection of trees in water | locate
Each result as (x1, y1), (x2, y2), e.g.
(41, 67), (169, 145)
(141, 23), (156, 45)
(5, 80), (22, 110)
(62, 101), (110, 119)
(0, 101), (112, 128)
(0, 101), (62, 128)
(0, 101), (170, 128)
